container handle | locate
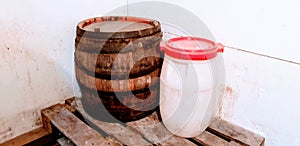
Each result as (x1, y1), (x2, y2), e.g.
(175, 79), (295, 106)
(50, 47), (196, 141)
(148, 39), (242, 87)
(160, 41), (167, 51)
(217, 43), (224, 53)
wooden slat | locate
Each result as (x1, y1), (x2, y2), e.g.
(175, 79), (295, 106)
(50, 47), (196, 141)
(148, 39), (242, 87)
(193, 131), (230, 146)
(65, 97), (151, 146)
(208, 118), (265, 146)
(41, 108), (53, 133)
(127, 112), (196, 146)
(60, 97), (265, 146)
(2, 97), (265, 145)
(42, 104), (120, 146)
(229, 141), (243, 146)
(0, 127), (49, 146)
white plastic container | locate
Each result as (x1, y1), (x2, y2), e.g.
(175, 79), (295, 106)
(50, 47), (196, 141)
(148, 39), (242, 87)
(160, 37), (224, 137)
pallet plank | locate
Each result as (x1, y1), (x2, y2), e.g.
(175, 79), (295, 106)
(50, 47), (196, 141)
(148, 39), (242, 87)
(0, 127), (50, 146)
(127, 112), (196, 146)
(42, 104), (120, 146)
(193, 131), (230, 146)
(2, 97), (266, 146)
(208, 118), (265, 146)
(44, 97), (264, 146)
(66, 97), (152, 146)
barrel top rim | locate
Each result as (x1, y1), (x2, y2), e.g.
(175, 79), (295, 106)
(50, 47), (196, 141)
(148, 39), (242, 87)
(76, 16), (161, 39)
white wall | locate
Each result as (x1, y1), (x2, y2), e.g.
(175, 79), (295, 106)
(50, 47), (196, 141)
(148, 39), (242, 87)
(127, 1), (300, 145)
(1, 0), (300, 145)
(222, 48), (300, 145)
(136, 0), (300, 145)
(0, 0), (126, 143)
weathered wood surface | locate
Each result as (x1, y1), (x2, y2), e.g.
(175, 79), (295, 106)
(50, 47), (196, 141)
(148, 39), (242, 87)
(194, 130), (244, 146)
(67, 97), (195, 146)
(65, 98), (151, 146)
(127, 110), (196, 146)
(36, 97), (265, 146)
(207, 118), (265, 146)
(76, 16), (161, 40)
(75, 31), (162, 53)
(41, 104), (120, 146)
(0, 127), (50, 146)
(75, 66), (160, 92)
(74, 45), (161, 79)
(79, 85), (159, 122)
(75, 16), (163, 124)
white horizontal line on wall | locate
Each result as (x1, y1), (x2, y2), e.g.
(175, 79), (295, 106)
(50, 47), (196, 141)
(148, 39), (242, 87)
(225, 45), (300, 66)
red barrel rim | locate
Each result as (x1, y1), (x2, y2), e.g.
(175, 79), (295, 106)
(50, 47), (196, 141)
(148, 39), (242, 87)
(161, 37), (224, 60)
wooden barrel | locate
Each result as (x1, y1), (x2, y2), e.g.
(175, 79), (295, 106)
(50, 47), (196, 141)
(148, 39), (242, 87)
(75, 16), (162, 122)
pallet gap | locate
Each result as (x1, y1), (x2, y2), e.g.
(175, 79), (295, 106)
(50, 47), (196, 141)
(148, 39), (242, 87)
(206, 127), (231, 142)
(155, 107), (163, 122)
(186, 138), (204, 146)
(125, 125), (156, 146)
(138, 135), (156, 146)
(23, 133), (58, 146)
(25, 123), (66, 146)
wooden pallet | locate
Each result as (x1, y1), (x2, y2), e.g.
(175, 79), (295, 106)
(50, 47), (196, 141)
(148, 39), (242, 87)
(1, 97), (265, 146)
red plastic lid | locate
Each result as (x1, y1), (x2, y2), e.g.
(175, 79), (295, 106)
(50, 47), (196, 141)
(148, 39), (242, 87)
(161, 37), (224, 60)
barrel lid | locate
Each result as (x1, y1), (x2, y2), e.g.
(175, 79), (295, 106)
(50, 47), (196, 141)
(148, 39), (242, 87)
(77, 16), (161, 39)
(84, 21), (153, 32)
(161, 37), (224, 60)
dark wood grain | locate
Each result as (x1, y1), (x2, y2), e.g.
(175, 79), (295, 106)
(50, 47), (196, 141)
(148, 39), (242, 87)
(65, 98), (152, 146)
(0, 127), (51, 146)
(207, 118), (265, 146)
(75, 31), (162, 53)
(79, 84), (159, 122)
(41, 104), (120, 146)
(74, 45), (161, 79)
(76, 66), (160, 92)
